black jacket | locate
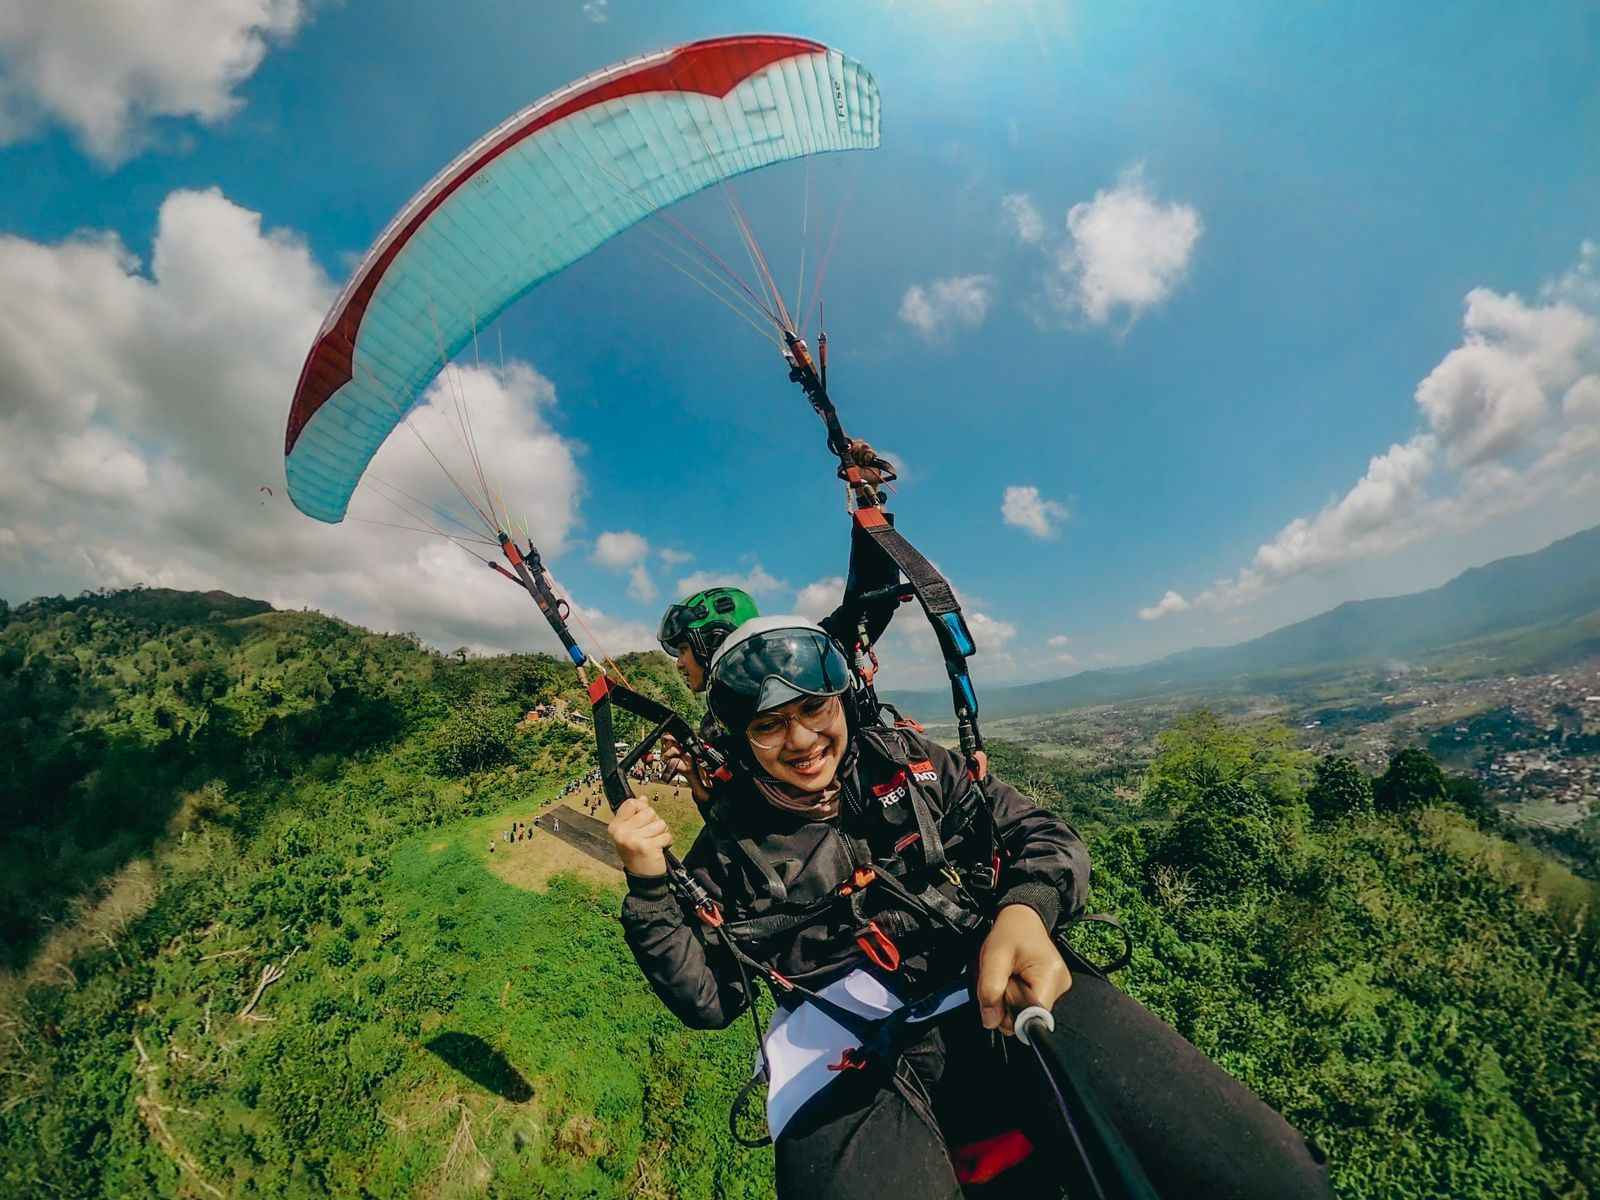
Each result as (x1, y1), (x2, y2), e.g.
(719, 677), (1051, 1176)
(621, 725), (1091, 1030)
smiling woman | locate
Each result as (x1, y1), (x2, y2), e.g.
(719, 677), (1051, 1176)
(610, 618), (1336, 1199)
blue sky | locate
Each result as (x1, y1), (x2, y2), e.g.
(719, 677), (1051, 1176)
(2, 0), (1597, 691)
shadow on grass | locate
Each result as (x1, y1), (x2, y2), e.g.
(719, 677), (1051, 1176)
(424, 1031), (534, 1102)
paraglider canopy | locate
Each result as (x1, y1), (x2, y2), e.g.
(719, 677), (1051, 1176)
(284, 34), (880, 525)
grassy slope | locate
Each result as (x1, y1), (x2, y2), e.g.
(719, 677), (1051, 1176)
(5, 773), (771, 1199)
(1, 589), (776, 1199)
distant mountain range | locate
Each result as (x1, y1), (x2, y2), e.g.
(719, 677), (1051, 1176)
(886, 524), (1600, 720)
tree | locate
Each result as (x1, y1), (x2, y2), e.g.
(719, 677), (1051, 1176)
(1442, 772), (1497, 830)
(428, 700), (515, 776)
(1307, 755), (1375, 824)
(1142, 710), (1312, 816)
(1151, 780), (1286, 897)
(1375, 747), (1448, 814)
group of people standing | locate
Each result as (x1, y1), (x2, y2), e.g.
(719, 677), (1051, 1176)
(489, 814), (549, 853)
(501, 817), (547, 843)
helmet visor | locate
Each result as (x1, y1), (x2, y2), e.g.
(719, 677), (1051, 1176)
(709, 628), (852, 735)
(657, 602), (703, 653)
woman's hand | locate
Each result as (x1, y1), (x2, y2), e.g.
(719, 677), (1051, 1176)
(976, 904), (1073, 1035)
(657, 733), (714, 807)
(608, 796), (674, 877)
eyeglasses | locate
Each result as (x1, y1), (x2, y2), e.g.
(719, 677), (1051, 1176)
(746, 694), (842, 748)
(708, 628), (852, 736)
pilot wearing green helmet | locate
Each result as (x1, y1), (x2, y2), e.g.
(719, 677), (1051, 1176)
(657, 586), (763, 694)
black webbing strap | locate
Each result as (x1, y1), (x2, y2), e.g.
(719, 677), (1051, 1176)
(734, 836), (789, 905)
(857, 518), (959, 617)
(587, 674), (727, 816)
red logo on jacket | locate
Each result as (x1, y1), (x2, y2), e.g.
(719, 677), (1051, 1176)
(872, 770), (910, 809)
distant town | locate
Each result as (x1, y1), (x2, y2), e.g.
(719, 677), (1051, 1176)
(1298, 657), (1600, 833)
(963, 656), (1600, 838)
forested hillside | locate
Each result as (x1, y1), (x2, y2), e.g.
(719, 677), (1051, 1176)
(2, 589), (1598, 1198)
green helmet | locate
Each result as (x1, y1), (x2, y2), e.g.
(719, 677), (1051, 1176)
(658, 587), (760, 667)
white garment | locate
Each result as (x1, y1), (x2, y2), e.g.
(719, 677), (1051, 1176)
(762, 970), (972, 1140)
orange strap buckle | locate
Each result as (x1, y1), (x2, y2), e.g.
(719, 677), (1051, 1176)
(856, 920), (901, 972)
(838, 866), (877, 896)
(696, 901), (724, 928)
(826, 1048), (868, 1073)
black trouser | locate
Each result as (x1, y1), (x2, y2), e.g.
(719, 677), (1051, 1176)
(773, 971), (1333, 1200)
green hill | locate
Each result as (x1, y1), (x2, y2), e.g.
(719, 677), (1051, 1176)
(0, 586), (696, 969)
(2, 588), (1597, 1198)
(895, 524), (1600, 720)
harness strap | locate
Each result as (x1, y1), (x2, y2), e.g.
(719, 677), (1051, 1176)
(864, 863), (989, 938)
(853, 508), (959, 618)
(734, 836), (788, 904)
(904, 762), (949, 872)
(720, 899), (838, 943)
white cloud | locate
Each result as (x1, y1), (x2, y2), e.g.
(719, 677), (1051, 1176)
(593, 530), (648, 570)
(1046, 634), (1072, 648)
(0, 188), (638, 659)
(1141, 245), (1600, 618)
(1414, 287), (1594, 468)
(625, 567), (656, 605)
(1185, 437), (1437, 613)
(673, 564), (784, 600)
(899, 275), (996, 341)
(967, 610), (1018, 649)
(794, 575), (846, 622)
(658, 546), (693, 565)
(1061, 168), (1202, 326)
(0, 0), (306, 165)
(1138, 590), (1189, 621)
(1001, 193), (1046, 245)
(582, 0), (609, 22)
(1565, 374), (1600, 420)
(1001, 485), (1069, 538)
(1008, 168), (1202, 331)
(592, 530), (657, 603)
